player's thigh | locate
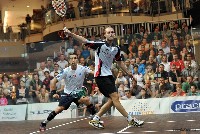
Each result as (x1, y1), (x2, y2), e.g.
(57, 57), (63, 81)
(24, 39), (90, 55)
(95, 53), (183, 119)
(95, 76), (116, 97)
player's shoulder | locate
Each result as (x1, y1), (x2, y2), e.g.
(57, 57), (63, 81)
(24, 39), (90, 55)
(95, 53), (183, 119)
(86, 40), (105, 45)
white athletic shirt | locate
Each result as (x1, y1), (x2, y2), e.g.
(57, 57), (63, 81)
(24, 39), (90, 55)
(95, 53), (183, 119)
(86, 41), (121, 77)
(56, 65), (91, 94)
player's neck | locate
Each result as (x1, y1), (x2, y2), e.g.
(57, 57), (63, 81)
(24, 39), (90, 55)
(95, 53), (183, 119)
(71, 64), (77, 70)
(106, 40), (113, 46)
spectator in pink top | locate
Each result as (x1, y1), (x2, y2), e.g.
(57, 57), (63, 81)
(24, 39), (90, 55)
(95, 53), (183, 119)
(0, 91), (8, 106)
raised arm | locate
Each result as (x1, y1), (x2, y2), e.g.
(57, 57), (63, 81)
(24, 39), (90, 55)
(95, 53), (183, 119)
(63, 27), (104, 50)
(63, 27), (88, 43)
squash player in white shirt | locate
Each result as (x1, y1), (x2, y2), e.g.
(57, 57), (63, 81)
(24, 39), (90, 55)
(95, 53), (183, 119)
(39, 53), (96, 131)
(63, 27), (144, 129)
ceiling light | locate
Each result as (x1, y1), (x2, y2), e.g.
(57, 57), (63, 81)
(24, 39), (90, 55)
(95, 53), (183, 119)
(27, 5), (30, 7)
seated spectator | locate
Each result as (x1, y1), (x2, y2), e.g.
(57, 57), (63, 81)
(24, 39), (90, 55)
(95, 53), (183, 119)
(92, 86), (107, 112)
(118, 83), (129, 98)
(57, 54), (69, 70)
(29, 73), (43, 103)
(129, 78), (142, 97)
(159, 41), (170, 55)
(184, 53), (198, 71)
(121, 89), (136, 100)
(134, 57), (145, 75)
(79, 57), (87, 66)
(146, 55), (157, 72)
(37, 86), (50, 103)
(181, 60), (198, 83)
(16, 80), (29, 104)
(156, 49), (164, 64)
(187, 85), (200, 96)
(170, 53), (185, 72)
(0, 90), (8, 106)
(128, 41), (138, 57)
(20, 70), (32, 89)
(138, 38), (152, 53)
(50, 63), (61, 77)
(171, 83), (186, 97)
(172, 39), (182, 55)
(155, 85), (170, 98)
(136, 88), (150, 99)
(2, 74), (13, 97)
(155, 77), (172, 96)
(169, 64), (182, 92)
(42, 71), (54, 92)
(154, 64), (169, 83)
(11, 74), (19, 87)
(168, 47), (177, 62)
(160, 55), (170, 72)
(51, 72), (64, 102)
(137, 50), (146, 64)
(81, 45), (90, 60)
(182, 76), (196, 93)
(143, 80), (155, 98)
(144, 65), (155, 85)
(115, 70), (128, 88)
(46, 59), (54, 72)
(180, 47), (188, 61)
(34, 62), (50, 82)
(124, 59), (133, 73)
(130, 65), (144, 87)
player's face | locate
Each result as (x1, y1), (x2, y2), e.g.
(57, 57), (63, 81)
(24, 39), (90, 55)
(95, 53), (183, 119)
(69, 55), (78, 65)
(104, 27), (115, 41)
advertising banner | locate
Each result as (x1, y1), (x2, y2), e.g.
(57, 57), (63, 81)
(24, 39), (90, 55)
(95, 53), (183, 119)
(114, 99), (163, 116)
(27, 102), (77, 120)
(0, 105), (27, 121)
(169, 96), (200, 113)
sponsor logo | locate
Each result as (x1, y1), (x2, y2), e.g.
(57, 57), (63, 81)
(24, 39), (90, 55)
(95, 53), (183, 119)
(128, 102), (154, 115)
(171, 100), (200, 112)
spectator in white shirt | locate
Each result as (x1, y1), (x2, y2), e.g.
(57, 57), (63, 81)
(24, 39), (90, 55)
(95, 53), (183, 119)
(57, 54), (68, 70)
(50, 63), (61, 77)
(160, 55), (170, 72)
(159, 41), (170, 55)
(34, 62), (50, 81)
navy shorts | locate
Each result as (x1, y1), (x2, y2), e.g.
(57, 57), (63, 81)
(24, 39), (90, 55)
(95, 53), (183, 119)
(58, 94), (79, 110)
(95, 75), (117, 97)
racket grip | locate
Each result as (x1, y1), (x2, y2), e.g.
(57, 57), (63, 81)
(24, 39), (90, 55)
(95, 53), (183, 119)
(63, 27), (68, 37)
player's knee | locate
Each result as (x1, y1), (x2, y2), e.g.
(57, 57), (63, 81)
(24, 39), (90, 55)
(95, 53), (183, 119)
(110, 92), (119, 101)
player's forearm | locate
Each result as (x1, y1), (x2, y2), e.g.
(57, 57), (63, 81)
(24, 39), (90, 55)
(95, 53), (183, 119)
(117, 61), (130, 75)
(69, 32), (88, 43)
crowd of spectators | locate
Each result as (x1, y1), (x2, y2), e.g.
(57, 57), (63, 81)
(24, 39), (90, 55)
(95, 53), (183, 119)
(0, 1), (199, 117)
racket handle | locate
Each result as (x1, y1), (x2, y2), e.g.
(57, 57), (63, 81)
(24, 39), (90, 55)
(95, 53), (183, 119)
(63, 27), (68, 37)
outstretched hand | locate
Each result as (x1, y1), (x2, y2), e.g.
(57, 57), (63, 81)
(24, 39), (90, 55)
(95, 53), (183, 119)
(63, 27), (71, 34)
